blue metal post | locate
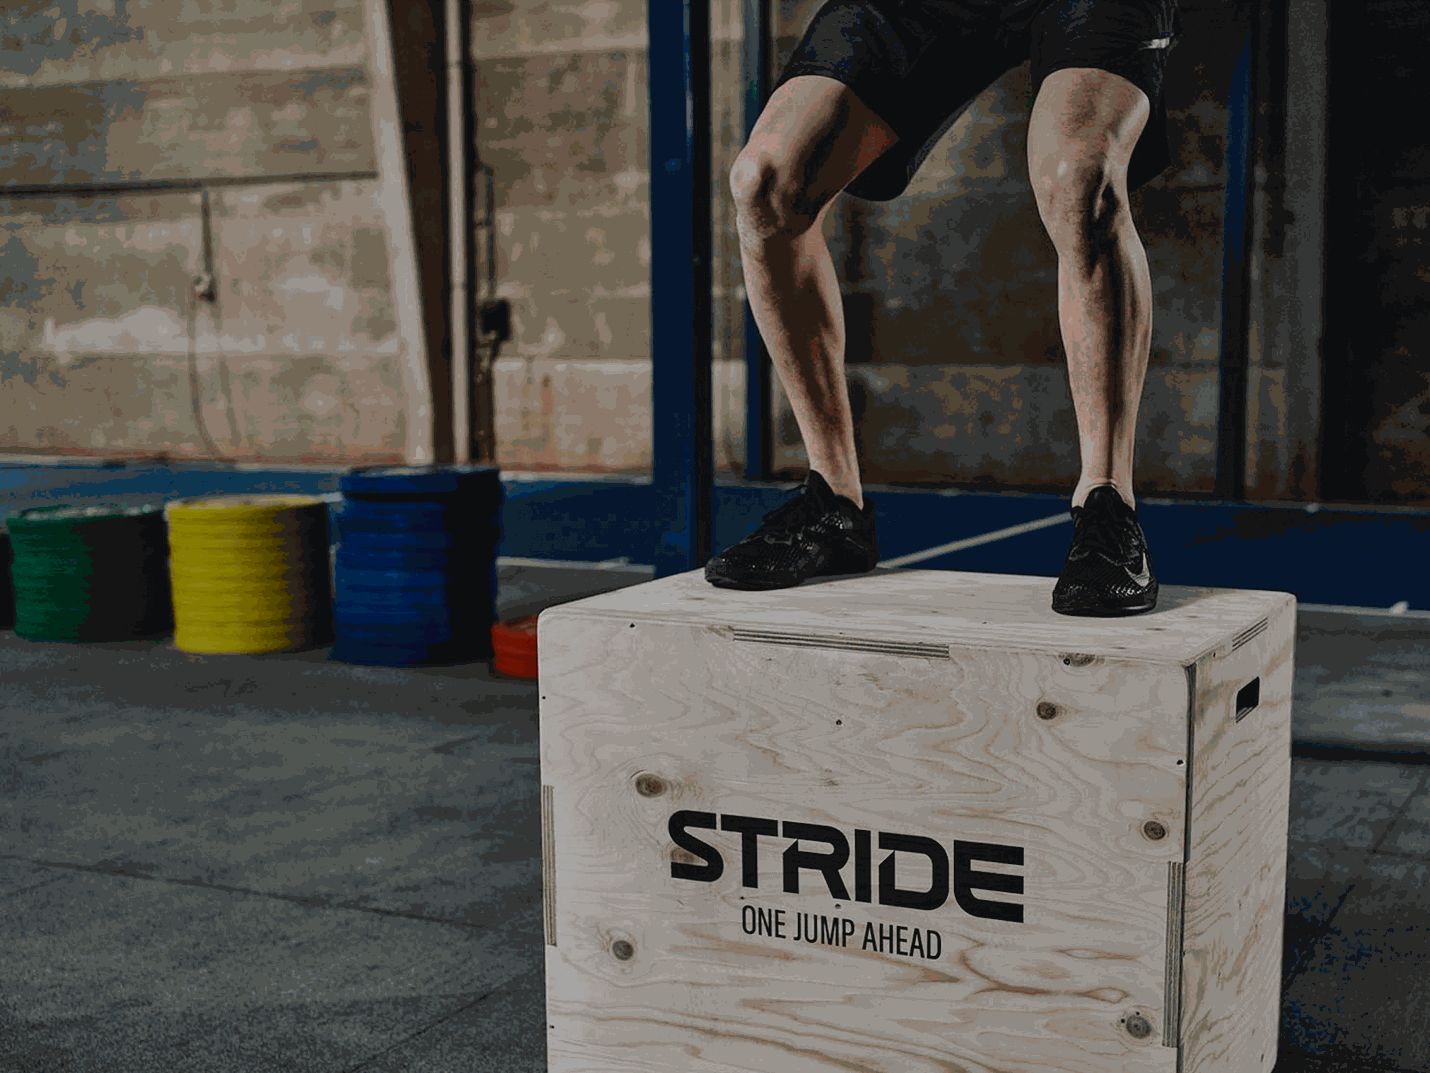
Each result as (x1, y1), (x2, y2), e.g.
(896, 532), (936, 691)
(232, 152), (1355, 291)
(741, 0), (773, 482)
(651, 0), (714, 578)
(1215, 23), (1255, 500)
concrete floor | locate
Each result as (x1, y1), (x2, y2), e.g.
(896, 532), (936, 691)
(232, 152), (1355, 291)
(1, 563), (1428, 1073)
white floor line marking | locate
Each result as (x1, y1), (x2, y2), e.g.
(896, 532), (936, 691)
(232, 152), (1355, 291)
(878, 512), (1071, 569)
(1299, 602), (1429, 618)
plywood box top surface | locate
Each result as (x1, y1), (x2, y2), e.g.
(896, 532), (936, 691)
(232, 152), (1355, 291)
(540, 568), (1293, 664)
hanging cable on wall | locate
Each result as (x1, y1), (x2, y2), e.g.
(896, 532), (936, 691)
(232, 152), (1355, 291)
(4, 171), (378, 465)
(470, 162), (511, 463)
(187, 186), (224, 458)
(447, 0), (511, 464)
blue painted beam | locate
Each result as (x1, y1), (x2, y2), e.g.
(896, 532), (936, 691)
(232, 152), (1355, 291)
(741, 0), (773, 482)
(650, 0), (714, 578)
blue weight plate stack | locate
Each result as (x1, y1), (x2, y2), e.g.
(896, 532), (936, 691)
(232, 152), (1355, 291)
(330, 464), (503, 666)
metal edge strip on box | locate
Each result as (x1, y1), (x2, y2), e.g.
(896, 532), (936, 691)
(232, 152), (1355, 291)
(1164, 860), (1186, 1048)
(1173, 658), (1198, 1058)
(729, 628), (950, 660)
(542, 783), (557, 946)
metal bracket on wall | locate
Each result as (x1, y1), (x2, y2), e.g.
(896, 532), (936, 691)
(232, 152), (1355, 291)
(475, 162), (511, 348)
(466, 161), (511, 464)
(480, 298), (510, 345)
(192, 188), (218, 303)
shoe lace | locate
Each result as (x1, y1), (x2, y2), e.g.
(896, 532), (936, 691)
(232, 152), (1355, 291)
(750, 488), (827, 539)
(1071, 503), (1136, 563)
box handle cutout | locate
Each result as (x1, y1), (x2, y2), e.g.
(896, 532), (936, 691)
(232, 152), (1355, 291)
(1235, 678), (1261, 722)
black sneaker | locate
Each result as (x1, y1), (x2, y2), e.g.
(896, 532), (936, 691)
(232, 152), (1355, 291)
(1052, 486), (1159, 616)
(705, 470), (879, 590)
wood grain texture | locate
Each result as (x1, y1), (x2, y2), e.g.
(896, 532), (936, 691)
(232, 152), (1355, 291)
(543, 569), (1284, 665)
(1177, 595), (1295, 1072)
(539, 570), (1292, 1073)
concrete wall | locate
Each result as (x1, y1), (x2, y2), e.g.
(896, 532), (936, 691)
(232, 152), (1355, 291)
(476, 0), (1327, 496)
(0, 0), (1343, 501)
(763, 0), (1233, 494)
(1318, 0), (1430, 503)
(0, 0), (431, 463)
(1245, 0), (1325, 501)
(475, 0), (750, 473)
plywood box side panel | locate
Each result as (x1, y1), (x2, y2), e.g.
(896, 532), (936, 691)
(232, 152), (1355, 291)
(546, 1014), (1177, 1073)
(1179, 596), (1295, 1073)
(538, 574), (1290, 1073)
(540, 616), (1191, 1073)
(539, 619), (1191, 818)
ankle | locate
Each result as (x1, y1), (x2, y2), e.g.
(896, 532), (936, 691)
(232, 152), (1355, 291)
(830, 482), (865, 513)
(1072, 479), (1134, 511)
(810, 467), (864, 511)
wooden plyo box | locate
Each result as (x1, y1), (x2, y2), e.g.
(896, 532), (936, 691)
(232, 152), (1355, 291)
(538, 569), (1294, 1073)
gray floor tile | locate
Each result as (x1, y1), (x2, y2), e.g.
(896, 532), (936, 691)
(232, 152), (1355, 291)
(1280, 851), (1430, 1073)
(3, 569), (1428, 1072)
(0, 861), (542, 1073)
(1294, 612), (1430, 750)
(355, 970), (547, 1073)
(1272, 1052), (1424, 1073)
(1377, 784), (1430, 859)
(1282, 838), (1365, 986)
(0, 858), (67, 899)
(2, 648), (540, 925)
(1, 619), (550, 1071)
(1284, 840), (1364, 926)
(1286, 760), (1423, 847)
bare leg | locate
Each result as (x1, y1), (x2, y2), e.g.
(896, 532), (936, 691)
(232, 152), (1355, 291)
(1028, 68), (1153, 511)
(730, 76), (899, 511)
(739, 212), (864, 507)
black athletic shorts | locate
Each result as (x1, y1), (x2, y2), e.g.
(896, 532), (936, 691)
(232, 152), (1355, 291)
(772, 0), (1182, 201)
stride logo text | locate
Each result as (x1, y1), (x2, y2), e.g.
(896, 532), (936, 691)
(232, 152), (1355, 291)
(669, 810), (1024, 923)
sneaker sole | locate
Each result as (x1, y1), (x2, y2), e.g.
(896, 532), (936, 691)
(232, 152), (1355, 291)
(1052, 593), (1159, 617)
(703, 549), (880, 592)
(704, 559), (878, 592)
(705, 575), (798, 591)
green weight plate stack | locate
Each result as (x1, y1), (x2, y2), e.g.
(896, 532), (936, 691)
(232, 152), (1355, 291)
(1, 519), (13, 631)
(6, 503), (174, 642)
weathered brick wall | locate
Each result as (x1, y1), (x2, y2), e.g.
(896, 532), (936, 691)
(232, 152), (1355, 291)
(764, 0), (1241, 495)
(0, 0), (1334, 499)
(476, 0), (749, 473)
(475, 0), (1301, 494)
(0, 0), (420, 463)
(1316, 0), (1430, 502)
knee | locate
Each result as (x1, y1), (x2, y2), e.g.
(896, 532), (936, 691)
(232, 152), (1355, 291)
(729, 155), (824, 243)
(1030, 144), (1128, 254)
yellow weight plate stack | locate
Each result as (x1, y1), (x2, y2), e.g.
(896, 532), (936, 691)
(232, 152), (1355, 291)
(166, 495), (333, 654)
